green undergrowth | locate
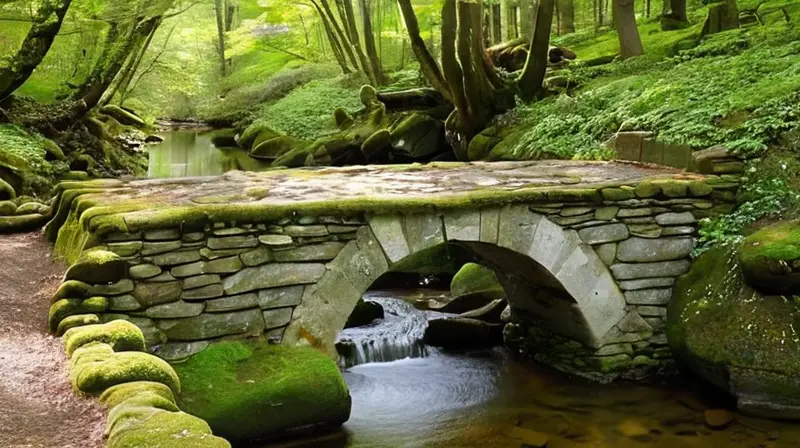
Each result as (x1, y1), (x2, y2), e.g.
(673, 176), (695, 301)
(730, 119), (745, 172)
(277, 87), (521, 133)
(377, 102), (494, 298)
(0, 124), (67, 195)
(495, 21), (800, 161)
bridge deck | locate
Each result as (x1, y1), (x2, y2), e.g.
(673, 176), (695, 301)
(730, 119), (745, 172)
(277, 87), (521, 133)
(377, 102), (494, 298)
(57, 161), (706, 233)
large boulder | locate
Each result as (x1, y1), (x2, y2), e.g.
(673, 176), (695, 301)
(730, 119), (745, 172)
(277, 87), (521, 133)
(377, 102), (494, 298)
(389, 113), (446, 160)
(423, 317), (504, 349)
(344, 298), (384, 328)
(450, 263), (505, 301)
(667, 243), (800, 419)
(174, 341), (351, 443)
(249, 136), (302, 161)
(738, 220), (800, 295)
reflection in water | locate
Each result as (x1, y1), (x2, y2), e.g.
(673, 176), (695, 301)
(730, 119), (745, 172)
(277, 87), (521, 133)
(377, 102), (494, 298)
(148, 131), (234, 178)
(340, 290), (800, 448)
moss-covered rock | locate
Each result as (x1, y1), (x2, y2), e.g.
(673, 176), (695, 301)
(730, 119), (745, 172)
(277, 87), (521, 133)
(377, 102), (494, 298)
(70, 342), (181, 395)
(56, 313), (101, 336)
(238, 124), (278, 150)
(100, 381), (177, 410)
(209, 129), (238, 148)
(450, 263), (505, 300)
(49, 296), (108, 333)
(52, 280), (92, 303)
(64, 249), (127, 284)
(738, 220), (800, 295)
(389, 113), (446, 160)
(344, 298), (385, 328)
(249, 136), (301, 161)
(0, 200), (17, 215)
(0, 177), (15, 200)
(64, 320), (146, 357)
(0, 213), (48, 233)
(334, 107), (354, 130)
(361, 129), (391, 163)
(423, 317), (504, 349)
(668, 244), (800, 419)
(174, 341), (351, 443)
(15, 201), (50, 215)
(106, 403), (230, 448)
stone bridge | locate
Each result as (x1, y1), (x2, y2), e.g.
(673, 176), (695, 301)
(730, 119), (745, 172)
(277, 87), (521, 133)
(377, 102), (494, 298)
(45, 161), (739, 376)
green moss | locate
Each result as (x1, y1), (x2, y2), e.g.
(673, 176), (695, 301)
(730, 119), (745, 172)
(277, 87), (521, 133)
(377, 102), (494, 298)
(64, 249), (127, 284)
(52, 280), (92, 303)
(389, 244), (457, 276)
(63, 320), (146, 357)
(174, 341), (350, 442)
(108, 409), (230, 448)
(0, 213), (49, 233)
(99, 105), (146, 128)
(601, 187), (635, 201)
(451, 263), (505, 300)
(70, 342), (181, 395)
(668, 244), (800, 389)
(100, 381), (177, 410)
(738, 220), (800, 294)
(56, 313), (100, 337)
(209, 129), (239, 148)
(49, 297), (108, 333)
(0, 178), (15, 200)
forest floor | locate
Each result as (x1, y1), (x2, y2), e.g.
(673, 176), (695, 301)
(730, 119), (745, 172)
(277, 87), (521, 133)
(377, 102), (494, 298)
(0, 232), (104, 448)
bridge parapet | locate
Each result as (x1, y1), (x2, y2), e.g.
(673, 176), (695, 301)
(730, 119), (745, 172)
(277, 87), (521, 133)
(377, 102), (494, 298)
(44, 161), (740, 378)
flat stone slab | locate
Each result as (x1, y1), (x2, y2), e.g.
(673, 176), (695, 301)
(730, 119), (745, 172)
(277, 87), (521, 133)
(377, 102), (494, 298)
(56, 161), (702, 233)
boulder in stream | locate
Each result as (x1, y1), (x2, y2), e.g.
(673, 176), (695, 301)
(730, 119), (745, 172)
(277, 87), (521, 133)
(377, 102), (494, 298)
(423, 317), (504, 349)
(344, 298), (385, 328)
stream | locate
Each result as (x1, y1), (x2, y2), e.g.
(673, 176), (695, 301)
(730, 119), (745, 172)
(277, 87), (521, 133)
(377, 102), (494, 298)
(148, 132), (800, 448)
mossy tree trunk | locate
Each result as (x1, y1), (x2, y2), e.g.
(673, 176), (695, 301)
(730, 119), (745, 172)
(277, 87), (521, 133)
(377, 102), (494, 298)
(101, 18), (163, 108)
(214, 0), (228, 77)
(518, 0), (535, 40)
(340, 0), (377, 84)
(558, 0), (575, 34)
(613, 0), (644, 58)
(358, 0), (387, 85)
(0, 0), (74, 102)
(396, 0), (453, 103)
(518, 0), (555, 101)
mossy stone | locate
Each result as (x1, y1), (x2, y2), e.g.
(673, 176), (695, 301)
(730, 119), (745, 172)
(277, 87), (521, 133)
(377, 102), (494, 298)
(0, 200), (17, 215)
(361, 129), (391, 162)
(450, 263), (505, 300)
(59, 171), (90, 181)
(334, 107), (354, 130)
(174, 341), (351, 443)
(634, 182), (661, 198)
(107, 409), (230, 448)
(100, 381), (176, 410)
(64, 320), (146, 357)
(209, 129), (238, 148)
(15, 202), (50, 215)
(738, 220), (800, 295)
(359, 85), (377, 108)
(601, 187), (635, 201)
(0, 213), (49, 233)
(65, 250), (127, 285)
(49, 297), (108, 333)
(52, 280), (92, 303)
(0, 177), (15, 200)
(70, 342), (181, 394)
(56, 313), (101, 336)
(249, 136), (300, 161)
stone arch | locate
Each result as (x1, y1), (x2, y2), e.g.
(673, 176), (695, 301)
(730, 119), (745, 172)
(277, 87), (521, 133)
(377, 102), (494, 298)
(283, 205), (628, 355)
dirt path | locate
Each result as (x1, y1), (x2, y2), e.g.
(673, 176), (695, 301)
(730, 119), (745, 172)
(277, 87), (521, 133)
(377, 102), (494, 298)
(0, 232), (105, 448)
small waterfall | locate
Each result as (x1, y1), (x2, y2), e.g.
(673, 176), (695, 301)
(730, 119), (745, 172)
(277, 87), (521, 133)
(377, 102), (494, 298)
(336, 294), (432, 368)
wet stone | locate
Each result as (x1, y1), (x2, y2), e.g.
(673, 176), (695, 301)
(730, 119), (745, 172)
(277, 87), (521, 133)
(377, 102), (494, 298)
(205, 293), (258, 313)
(145, 300), (205, 319)
(171, 261), (204, 278)
(130, 264), (162, 280)
(181, 284), (225, 301)
(258, 234), (293, 246)
(283, 225), (328, 237)
(141, 241), (182, 256)
(207, 235), (259, 250)
(624, 288), (673, 305)
(144, 229), (181, 241)
(183, 274), (220, 290)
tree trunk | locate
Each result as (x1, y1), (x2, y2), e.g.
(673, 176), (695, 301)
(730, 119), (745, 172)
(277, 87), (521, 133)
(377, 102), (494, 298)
(396, 0), (453, 103)
(492, 5), (503, 43)
(500, 0), (514, 40)
(358, 0), (387, 85)
(702, 0), (739, 35)
(0, 0), (74, 102)
(518, 0), (554, 102)
(76, 18), (162, 110)
(519, 0), (535, 39)
(320, 0), (361, 71)
(613, 0), (644, 58)
(311, 0), (351, 73)
(558, 0), (575, 34)
(340, 0), (376, 84)
(669, 0), (687, 21)
(101, 18), (162, 107)
(598, 0), (605, 27)
(214, 0), (227, 76)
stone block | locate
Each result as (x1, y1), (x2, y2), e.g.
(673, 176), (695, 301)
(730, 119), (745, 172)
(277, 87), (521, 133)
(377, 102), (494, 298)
(144, 229), (181, 241)
(611, 132), (648, 161)
(655, 212), (696, 226)
(404, 213), (445, 253)
(594, 206), (619, 220)
(529, 218), (581, 273)
(258, 234), (293, 247)
(146, 301), (204, 319)
(170, 261), (204, 278)
(183, 274), (221, 290)
(207, 235), (259, 251)
(107, 241), (142, 257)
(443, 210), (480, 241)
(283, 225), (328, 237)
(616, 237), (694, 262)
(151, 249), (201, 267)
(157, 309), (265, 341)
(222, 263), (326, 295)
(628, 223), (663, 238)
(617, 208), (652, 218)
(205, 293), (258, 313)
(616, 311), (653, 333)
(578, 223), (629, 245)
(89, 279), (135, 296)
(640, 139), (665, 165)
(610, 260), (691, 280)
(369, 215), (410, 263)
(498, 205), (542, 254)
(132, 281), (183, 307)
(109, 295), (141, 312)
(636, 306), (667, 318)
(594, 243), (617, 266)
(326, 228), (389, 292)
(240, 246), (274, 266)
(479, 208), (501, 244)
(257, 285), (304, 309)
(130, 264), (162, 280)
(155, 341), (209, 362)
(273, 242), (345, 262)
(624, 288), (673, 305)
(181, 284), (224, 301)
(662, 144), (692, 169)
(202, 256), (244, 274)
(263, 307), (294, 329)
(141, 241), (182, 256)
(618, 277), (676, 290)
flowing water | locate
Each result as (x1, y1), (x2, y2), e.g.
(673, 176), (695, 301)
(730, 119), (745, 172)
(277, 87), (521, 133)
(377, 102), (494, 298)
(336, 290), (800, 448)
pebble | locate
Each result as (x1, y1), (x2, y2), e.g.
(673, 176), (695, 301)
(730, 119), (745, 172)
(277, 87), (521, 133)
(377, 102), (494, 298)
(704, 409), (733, 429)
